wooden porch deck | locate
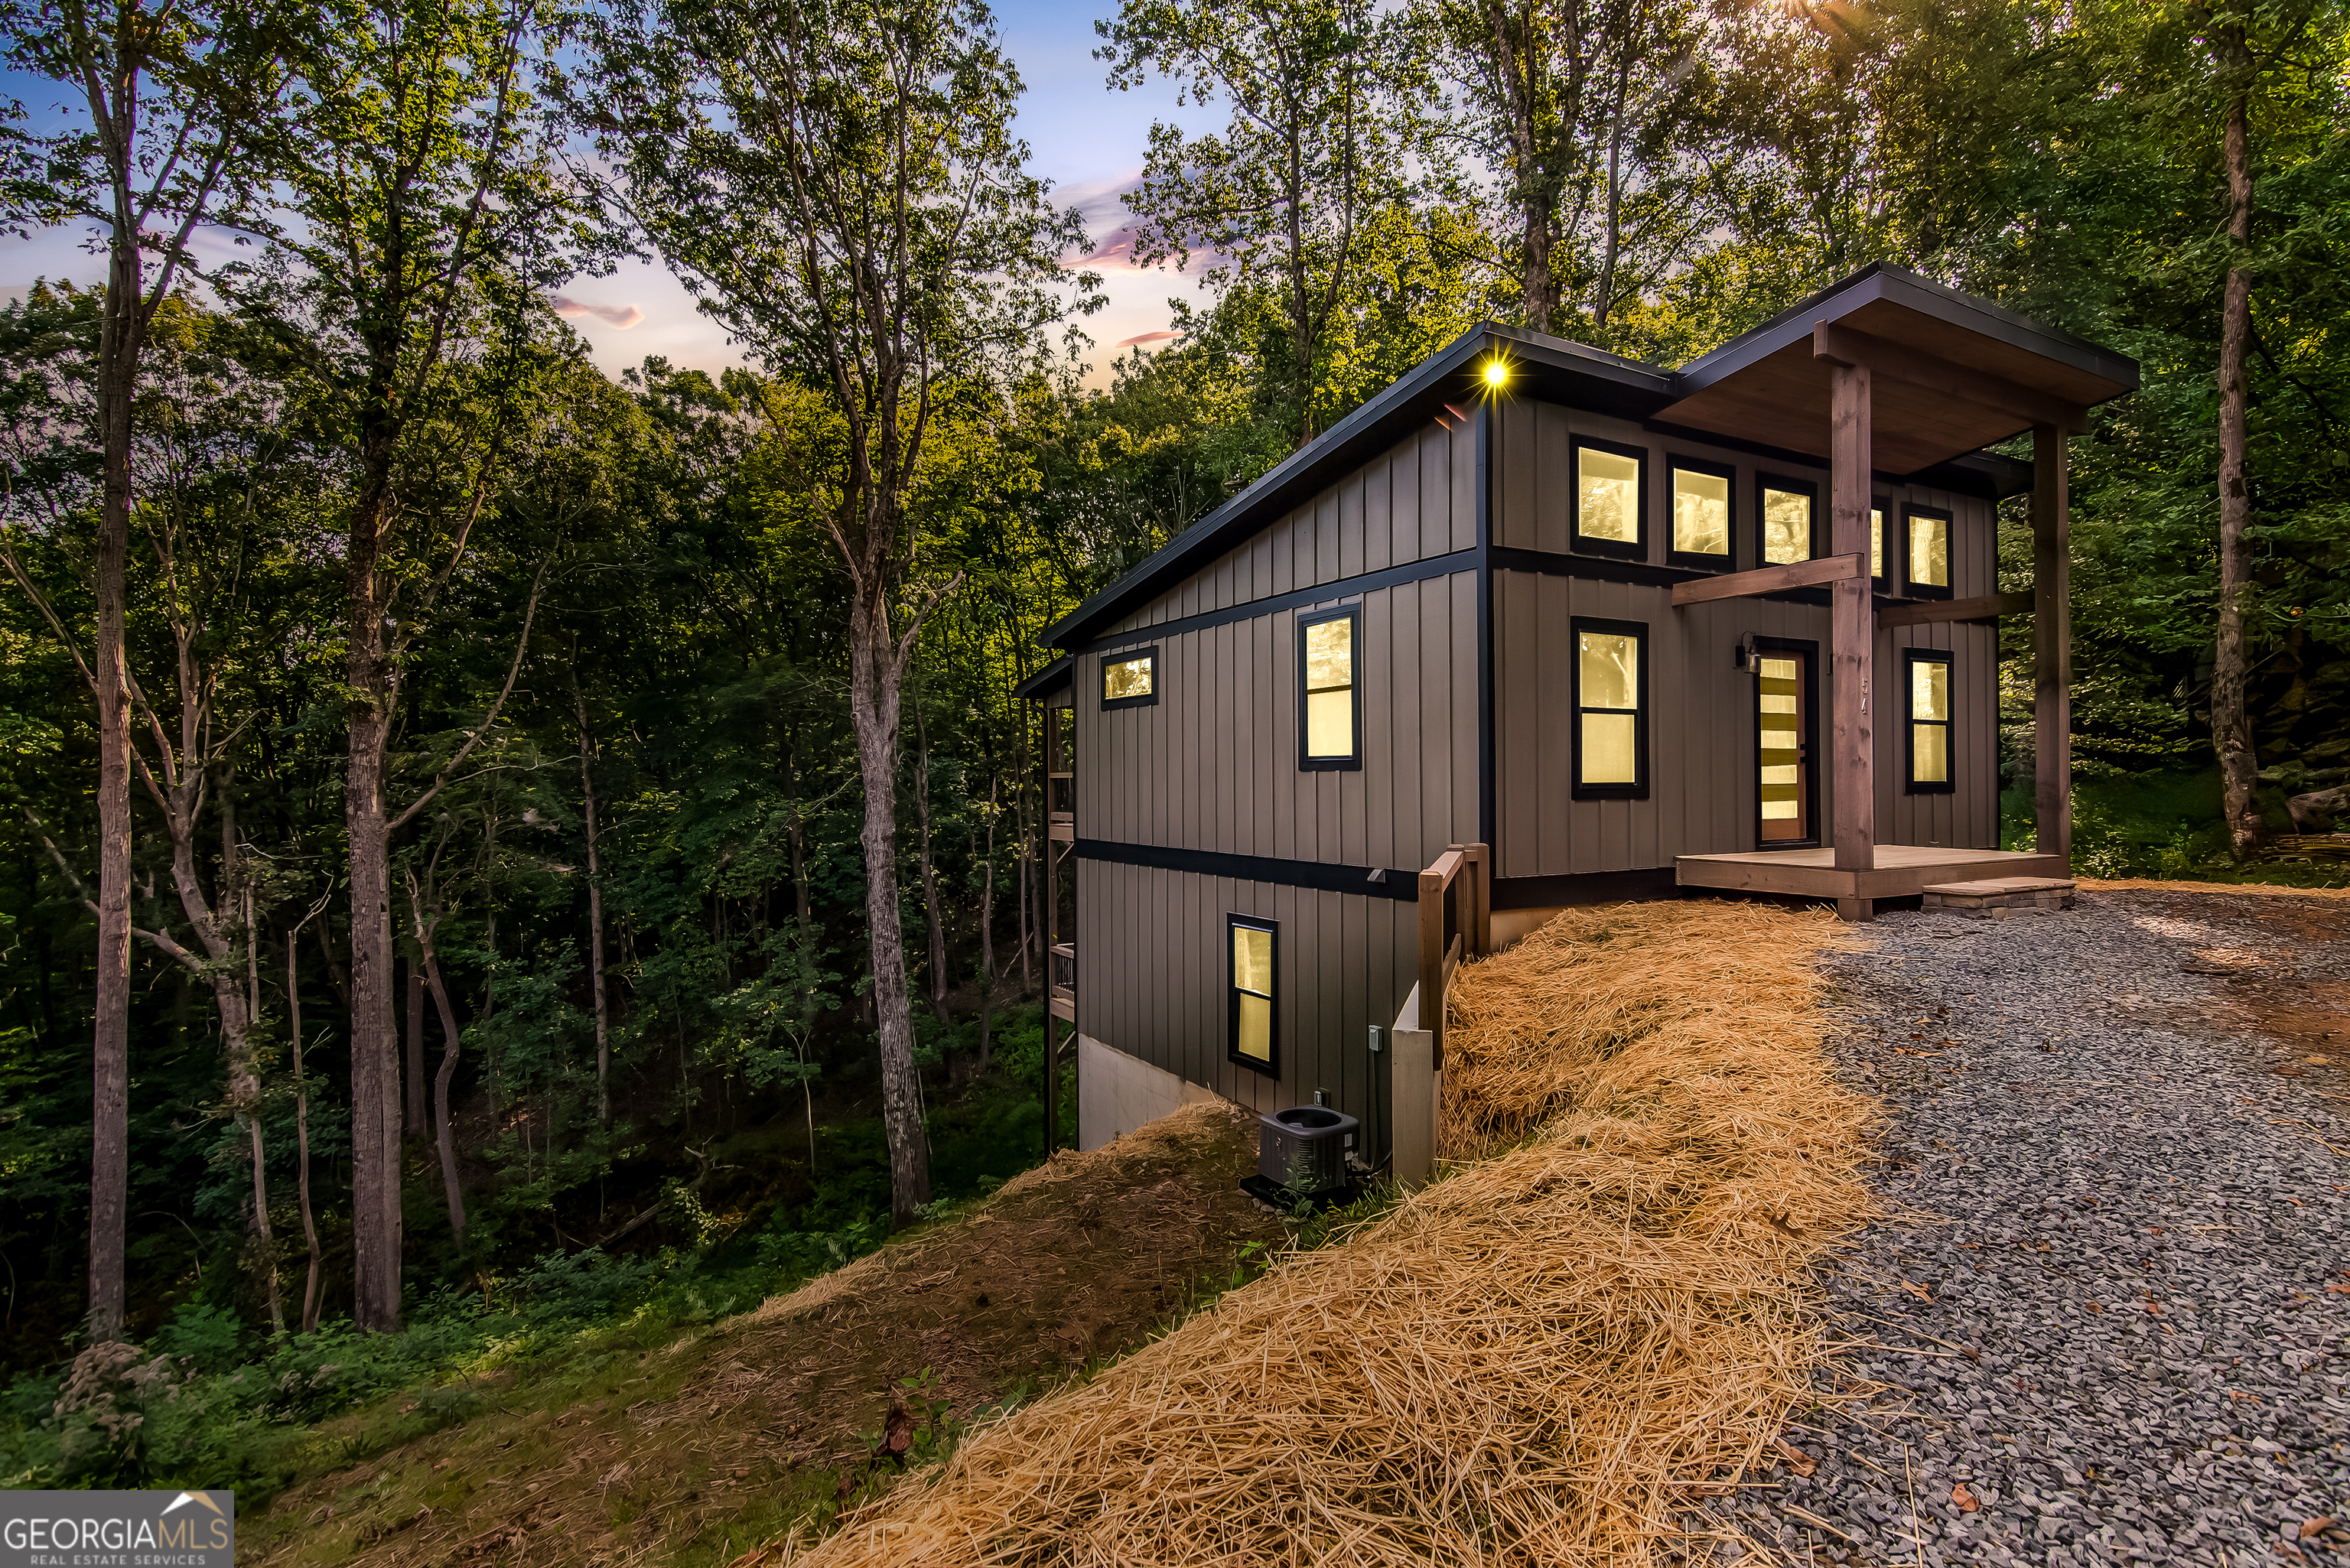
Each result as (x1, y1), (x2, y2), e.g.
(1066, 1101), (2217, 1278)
(1675, 844), (2068, 901)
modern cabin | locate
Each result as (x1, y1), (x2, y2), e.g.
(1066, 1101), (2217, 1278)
(1018, 263), (2137, 1168)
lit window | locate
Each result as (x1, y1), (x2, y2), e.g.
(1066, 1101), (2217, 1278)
(1758, 656), (1803, 824)
(1870, 506), (1885, 581)
(1102, 648), (1157, 708)
(1297, 608), (1359, 769)
(1574, 444), (1645, 555)
(1572, 618), (1646, 797)
(1760, 482), (1813, 565)
(1671, 464), (1732, 561)
(1908, 509), (1951, 594)
(1906, 650), (1954, 792)
(1229, 916), (1277, 1073)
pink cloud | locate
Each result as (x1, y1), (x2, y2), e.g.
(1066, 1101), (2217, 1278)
(550, 296), (645, 330)
(1115, 329), (1181, 349)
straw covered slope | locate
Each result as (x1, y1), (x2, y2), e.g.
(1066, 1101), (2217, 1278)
(783, 899), (1873, 1567)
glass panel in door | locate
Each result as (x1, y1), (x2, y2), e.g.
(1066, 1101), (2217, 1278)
(1757, 654), (1809, 843)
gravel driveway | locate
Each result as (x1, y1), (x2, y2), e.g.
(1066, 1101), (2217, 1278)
(1721, 887), (2350, 1567)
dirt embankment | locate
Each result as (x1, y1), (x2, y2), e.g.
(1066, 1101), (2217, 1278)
(248, 1100), (1281, 1568)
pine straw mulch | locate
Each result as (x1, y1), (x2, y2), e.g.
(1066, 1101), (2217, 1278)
(778, 899), (1876, 1567)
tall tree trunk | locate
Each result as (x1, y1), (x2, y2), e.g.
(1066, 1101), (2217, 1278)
(1015, 785), (1033, 995)
(239, 879), (283, 1335)
(288, 932), (324, 1334)
(848, 596), (931, 1228)
(345, 536), (402, 1326)
(2214, 49), (2260, 859)
(574, 678), (610, 1123)
(84, 132), (142, 1349)
(411, 904), (469, 1250)
(1592, 52), (1632, 334)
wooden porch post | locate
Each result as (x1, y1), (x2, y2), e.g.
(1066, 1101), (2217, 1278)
(1828, 359), (1876, 920)
(2033, 424), (2072, 865)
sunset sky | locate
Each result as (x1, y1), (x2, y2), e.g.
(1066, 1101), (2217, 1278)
(0, 1), (1221, 386)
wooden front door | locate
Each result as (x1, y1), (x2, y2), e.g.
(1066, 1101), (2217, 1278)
(1756, 652), (1811, 843)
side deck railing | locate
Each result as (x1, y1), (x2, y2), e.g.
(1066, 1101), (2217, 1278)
(1394, 843), (1489, 1188)
(1416, 842), (1492, 1070)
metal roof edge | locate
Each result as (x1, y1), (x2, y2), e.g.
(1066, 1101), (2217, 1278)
(1012, 655), (1074, 700)
(1675, 262), (2140, 399)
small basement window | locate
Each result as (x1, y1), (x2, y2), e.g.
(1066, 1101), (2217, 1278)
(1228, 916), (1278, 1075)
(1758, 478), (1815, 565)
(1670, 459), (1733, 568)
(1571, 617), (1648, 799)
(1297, 607), (1361, 769)
(1906, 649), (1954, 792)
(1101, 647), (1157, 708)
(1907, 508), (1953, 598)
(1574, 441), (1646, 558)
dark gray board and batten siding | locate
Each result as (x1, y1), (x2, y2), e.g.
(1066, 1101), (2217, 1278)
(1075, 414), (1483, 1155)
(1488, 397), (2003, 877)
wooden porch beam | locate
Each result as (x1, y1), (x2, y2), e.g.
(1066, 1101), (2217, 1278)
(1877, 590), (2035, 629)
(2033, 424), (2072, 864)
(1669, 551), (1864, 607)
(1814, 322), (2091, 435)
(1828, 360), (1876, 914)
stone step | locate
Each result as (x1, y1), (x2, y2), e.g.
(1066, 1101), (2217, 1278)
(1921, 877), (2077, 918)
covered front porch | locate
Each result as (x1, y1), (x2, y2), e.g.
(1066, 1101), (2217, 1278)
(1652, 268), (2136, 919)
(1675, 844), (2068, 902)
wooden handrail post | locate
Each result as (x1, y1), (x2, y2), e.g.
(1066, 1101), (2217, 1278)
(1418, 864), (1445, 1069)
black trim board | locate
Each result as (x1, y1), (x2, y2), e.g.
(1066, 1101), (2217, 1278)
(1493, 868), (1681, 910)
(1076, 839), (1421, 903)
(1013, 656), (1072, 700)
(1084, 550), (1476, 654)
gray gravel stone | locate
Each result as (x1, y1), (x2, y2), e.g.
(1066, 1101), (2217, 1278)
(1709, 889), (2350, 1567)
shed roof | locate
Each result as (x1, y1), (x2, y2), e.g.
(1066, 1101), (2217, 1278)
(1042, 263), (2134, 650)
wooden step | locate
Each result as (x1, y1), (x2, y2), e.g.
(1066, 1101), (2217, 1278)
(1921, 876), (2076, 917)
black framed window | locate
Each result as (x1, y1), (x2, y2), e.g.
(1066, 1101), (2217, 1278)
(1228, 915), (1278, 1075)
(1668, 457), (1735, 569)
(1101, 647), (1158, 708)
(1756, 476), (1817, 566)
(1906, 506), (1954, 599)
(1297, 606), (1362, 770)
(1571, 438), (1648, 560)
(1570, 616), (1649, 799)
(1905, 649), (1955, 793)
(1870, 503), (1889, 587)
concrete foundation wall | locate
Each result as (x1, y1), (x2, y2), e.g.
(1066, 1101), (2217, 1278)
(1076, 1032), (1222, 1151)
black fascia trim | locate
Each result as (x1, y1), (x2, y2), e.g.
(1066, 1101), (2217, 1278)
(1490, 545), (1898, 610)
(1569, 614), (1650, 800)
(1903, 647), (1958, 794)
(1755, 473), (1821, 565)
(1493, 867), (1681, 911)
(1914, 451), (2034, 500)
(1665, 453), (1739, 572)
(1099, 646), (1160, 709)
(1673, 263), (2139, 399)
(1567, 432), (1650, 561)
(1295, 606), (1362, 771)
(1082, 550), (1476, 655)
(1751, 634), (1822, 851)
(1901, 504), (1956, 600)
(1076, 838), (1421, 903)
(1226, 912), (1280, 1078)
(1476, 401), (1496, 853)
(1014, 655), (1073, 701)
